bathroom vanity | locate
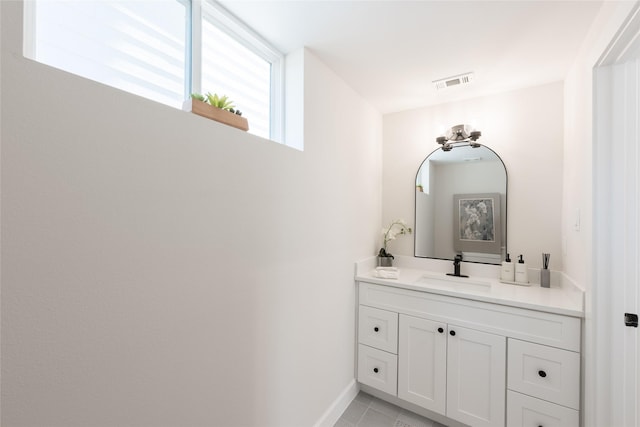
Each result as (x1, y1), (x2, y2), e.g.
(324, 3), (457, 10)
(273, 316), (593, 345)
(354, 257), (584, 427)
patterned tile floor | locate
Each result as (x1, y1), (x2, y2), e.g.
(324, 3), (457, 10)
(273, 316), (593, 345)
(333, 392), (447, 427)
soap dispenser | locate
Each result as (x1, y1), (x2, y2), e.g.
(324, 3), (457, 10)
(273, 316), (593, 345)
(501, 253), (515, 282)
(515, 254), (528, 284)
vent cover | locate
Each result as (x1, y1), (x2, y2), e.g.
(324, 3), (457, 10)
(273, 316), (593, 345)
(433, 72), (475, 90)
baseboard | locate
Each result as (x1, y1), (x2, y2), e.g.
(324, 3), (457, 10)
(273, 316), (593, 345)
(312, 379), (359, 427)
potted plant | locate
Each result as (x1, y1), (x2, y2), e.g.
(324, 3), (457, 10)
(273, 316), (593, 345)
(183, 92), (249, 131)
(378, 219), (412, 267)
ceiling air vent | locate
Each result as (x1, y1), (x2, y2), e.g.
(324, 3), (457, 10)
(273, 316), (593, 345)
(433, 72), (475, 90)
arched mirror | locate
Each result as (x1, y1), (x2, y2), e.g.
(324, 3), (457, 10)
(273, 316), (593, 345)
(414, 143), (507, 265)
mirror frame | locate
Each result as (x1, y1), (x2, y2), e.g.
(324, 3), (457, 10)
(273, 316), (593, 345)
(413, 143), (508, 265)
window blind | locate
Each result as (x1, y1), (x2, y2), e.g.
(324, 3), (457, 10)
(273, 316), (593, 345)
(201, 16), (271, 139)
(32, 0), (188, 108)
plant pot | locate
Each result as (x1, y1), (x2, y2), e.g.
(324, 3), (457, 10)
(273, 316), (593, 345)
(377, 256), (394, 267)
(183, 99), (249, 131)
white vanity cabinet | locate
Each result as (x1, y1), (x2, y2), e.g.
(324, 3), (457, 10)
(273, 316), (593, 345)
(356, 281), (582, 427)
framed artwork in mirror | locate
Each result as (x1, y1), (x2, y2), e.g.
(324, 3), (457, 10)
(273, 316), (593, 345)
(453, 193), (501, 255)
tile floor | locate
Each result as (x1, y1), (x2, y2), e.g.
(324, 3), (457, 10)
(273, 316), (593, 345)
(333, 392), (447, 427)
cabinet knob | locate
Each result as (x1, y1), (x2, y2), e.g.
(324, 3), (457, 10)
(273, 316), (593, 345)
(538, 370), (547, 378)
(374, 326), (379, 332)
(437, 327), (444, 333)
(373, 367), (379, 373)
(449, 330), (456, 336)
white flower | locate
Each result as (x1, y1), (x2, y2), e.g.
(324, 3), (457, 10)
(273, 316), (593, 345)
(381, 219), (413, 253)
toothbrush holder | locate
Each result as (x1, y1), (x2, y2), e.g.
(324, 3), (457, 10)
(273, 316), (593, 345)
(540, 269), (551, 288)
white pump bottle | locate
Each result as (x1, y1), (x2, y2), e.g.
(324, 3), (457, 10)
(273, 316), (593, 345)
(501, 253), (514, 282)
(515, 254), (528, 284)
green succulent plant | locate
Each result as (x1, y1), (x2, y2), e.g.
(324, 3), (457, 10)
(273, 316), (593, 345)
(205, 93), (235, 111)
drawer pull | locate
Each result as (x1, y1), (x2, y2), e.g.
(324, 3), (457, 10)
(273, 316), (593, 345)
(437, 327), (444, 333)
(450, 330), (456, 336)
(538, 370), (547, 378)
(373, 367), (379, 373)
(374, 326), (379, 332)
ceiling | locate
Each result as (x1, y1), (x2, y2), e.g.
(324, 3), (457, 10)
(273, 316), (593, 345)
(219, 0), (605, 114)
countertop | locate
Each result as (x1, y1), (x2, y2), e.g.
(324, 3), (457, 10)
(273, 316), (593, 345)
(355, 256), (584, 318)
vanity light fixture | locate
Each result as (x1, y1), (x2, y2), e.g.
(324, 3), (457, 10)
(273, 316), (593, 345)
(436, 124), (482, 151)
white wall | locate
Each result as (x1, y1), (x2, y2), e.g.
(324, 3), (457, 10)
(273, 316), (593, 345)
(0, 1), (382, 426)
(382, 82), (564, 270)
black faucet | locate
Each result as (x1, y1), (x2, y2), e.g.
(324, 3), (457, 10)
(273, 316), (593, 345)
(447, 254), (469, 278)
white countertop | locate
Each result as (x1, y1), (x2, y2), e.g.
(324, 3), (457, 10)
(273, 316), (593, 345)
(355, 256), (584, 318)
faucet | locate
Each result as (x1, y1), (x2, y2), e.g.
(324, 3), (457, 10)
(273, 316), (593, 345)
(447, 254), (469, 278)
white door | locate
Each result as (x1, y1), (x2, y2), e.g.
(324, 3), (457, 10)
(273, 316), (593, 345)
(594, 8), (640, 426)
(397, 314), (447, 414)
(446, 325), (506, 427)
(605, 57), (640, 427)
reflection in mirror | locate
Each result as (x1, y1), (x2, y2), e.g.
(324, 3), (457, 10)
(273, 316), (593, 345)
(414, 144), (507, 265)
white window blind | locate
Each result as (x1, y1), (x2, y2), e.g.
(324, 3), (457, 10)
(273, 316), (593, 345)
(200, 2), (281, 140)
(29, 0), (188, 108)
(201, 19), (271, 139)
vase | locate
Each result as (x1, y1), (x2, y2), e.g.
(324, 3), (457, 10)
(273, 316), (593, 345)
(377, 256), (394, 267)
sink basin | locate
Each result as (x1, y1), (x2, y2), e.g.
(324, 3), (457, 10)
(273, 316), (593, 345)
(414, 273), (491, 292)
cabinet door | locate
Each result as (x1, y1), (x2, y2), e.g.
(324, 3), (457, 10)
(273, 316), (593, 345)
(447, 325), (506, 427)
(398, 314), (447, 414)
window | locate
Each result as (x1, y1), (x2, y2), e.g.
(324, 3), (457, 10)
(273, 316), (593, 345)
(24, 0), (283, 141)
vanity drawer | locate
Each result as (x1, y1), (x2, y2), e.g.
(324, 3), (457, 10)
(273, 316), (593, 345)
(358, 305), (398, 354)
(507, 339), (580, 409)
(357, 344), (398, 396)
(507, 390), (579, 427)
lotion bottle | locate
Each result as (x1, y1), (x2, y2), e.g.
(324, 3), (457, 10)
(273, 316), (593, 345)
(501, 253), (514, 282)
(515, 254), (528, 283)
